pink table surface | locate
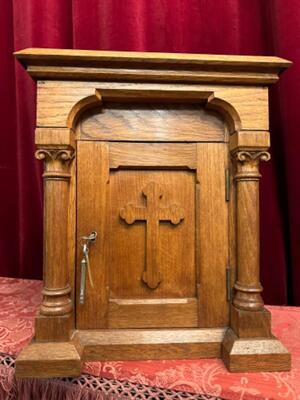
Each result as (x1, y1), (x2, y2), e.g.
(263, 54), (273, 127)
(0, 277), (299, 400)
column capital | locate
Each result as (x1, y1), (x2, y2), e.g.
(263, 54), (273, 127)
(35, 147), (75, 162)
(35, 146), (75, 181)
(231, 150), (270, 163)
(231, 149), (270, 182)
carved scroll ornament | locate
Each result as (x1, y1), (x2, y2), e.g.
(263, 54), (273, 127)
(234, 150), (271, 163)
(35, 148), (75, 162)
(232, 150), (271, 182)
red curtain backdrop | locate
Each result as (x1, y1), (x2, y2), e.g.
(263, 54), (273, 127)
(1, 0), (299, 305)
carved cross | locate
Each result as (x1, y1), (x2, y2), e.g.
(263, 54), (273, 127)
(120, 181), (185, 289)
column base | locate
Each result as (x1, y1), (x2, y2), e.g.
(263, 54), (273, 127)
(222, 328), (291, 372)
(35, 312), (74, 341)
(230, 304), (272, 338)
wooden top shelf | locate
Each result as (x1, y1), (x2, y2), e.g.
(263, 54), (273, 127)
(15, 48), (292, 85)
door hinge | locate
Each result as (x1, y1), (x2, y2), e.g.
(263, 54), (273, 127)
(226, 266), (232, 302)
(225, 168), (230, 202)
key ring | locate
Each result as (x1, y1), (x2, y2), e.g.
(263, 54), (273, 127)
(80, 231), (97, 247)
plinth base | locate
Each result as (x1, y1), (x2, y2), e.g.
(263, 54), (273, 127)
(15, 325), (291, 378)
(16, 342), (81, 378)
(15, 328), (226, 378)
(222, 328), (291, 372)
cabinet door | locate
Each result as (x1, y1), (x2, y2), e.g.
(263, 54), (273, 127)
(76, 141), (229, 329)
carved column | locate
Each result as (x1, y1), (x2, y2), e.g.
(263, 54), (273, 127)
(35, 147), (75, 317)
(232, 149), (270, 311)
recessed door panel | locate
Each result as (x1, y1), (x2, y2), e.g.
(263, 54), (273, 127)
(108, 170), (196, 299)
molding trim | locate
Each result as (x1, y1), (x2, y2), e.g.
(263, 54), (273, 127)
(67, 88), (241, 134)
(15, 48), (292, 85)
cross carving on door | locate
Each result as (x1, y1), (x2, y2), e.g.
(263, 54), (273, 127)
(120, 181), (185, 289)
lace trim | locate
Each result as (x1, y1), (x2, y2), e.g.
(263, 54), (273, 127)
(0, 352), (223, 399)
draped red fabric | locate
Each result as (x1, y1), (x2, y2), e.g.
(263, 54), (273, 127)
(1, 0), (299, 305)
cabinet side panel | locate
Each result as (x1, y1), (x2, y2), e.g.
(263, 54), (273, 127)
(197, 143), (229, 327)
(76, 141), (109, 329)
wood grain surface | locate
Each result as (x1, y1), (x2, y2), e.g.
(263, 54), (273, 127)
(196, 143), (229, 327)
(14, 49), (291, 376)
(15, 48), (291, 84)
(36, 81), (269, 131)
(79, 104), (225, 142)
(76, 328), (226, 361)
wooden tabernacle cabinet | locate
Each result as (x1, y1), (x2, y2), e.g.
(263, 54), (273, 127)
(14, 49), (292, 377)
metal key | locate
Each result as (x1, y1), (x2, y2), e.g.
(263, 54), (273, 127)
(79, 231), (97, 305)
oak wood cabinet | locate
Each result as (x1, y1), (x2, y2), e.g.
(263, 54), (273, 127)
(14, 49), (291, 377)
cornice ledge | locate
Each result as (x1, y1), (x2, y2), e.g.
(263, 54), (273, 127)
(14, 48), (292, 85)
